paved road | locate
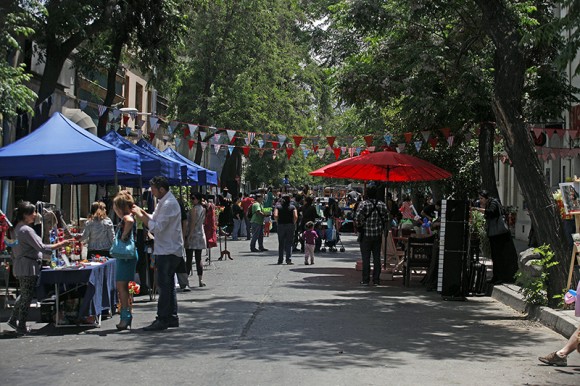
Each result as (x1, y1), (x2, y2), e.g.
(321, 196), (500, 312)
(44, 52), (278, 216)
(1, 233), (579, 385)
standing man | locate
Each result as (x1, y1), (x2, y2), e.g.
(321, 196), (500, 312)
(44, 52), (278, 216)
(133, 176), (184, 331)
(249, 194), (268, 252)
(241, 192), (254, 240)
(355, 186), (388, 286)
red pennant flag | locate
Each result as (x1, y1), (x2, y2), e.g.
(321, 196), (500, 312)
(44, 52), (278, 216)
(271, 141), (279, 149)
(313, 145), (319, 153)
(428, 138), (438, 150)
(188, 139), (195, 150)
(364, 135), (373, 147)
(440, 127), (451, 138)
(293, 135), (303, 147)
(333, 147), (341, 160)
(149, 132), (155, 141)
(122, 115), (129, 125)
(404, 132), (413, 144)
(242, 146), (250, 157)
(327, 136), (336, 147)
(286, 147), (294, 159)
(183, 127), (190, 138)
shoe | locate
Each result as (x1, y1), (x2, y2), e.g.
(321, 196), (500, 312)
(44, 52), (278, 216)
(286, 261), (294, 265)
(15, 326), (31, 335)
(373, 281), (380, 286)
(168, 317), (179, 328)
(360, 281), (370, 287)
(116, 308), (133, 331)
(199, 281), (206, 287)
(259, 248), (269, 252)
(7, 318), (18, 331)
(250, 248), (259, 252)
(143, 319), (168, 331)
(305, 261), (309, 265)
(180, 286), (192, 292)
(277, 261), (283, 265)
(538, 352), (567, 367)
(311, 261), (314, 265)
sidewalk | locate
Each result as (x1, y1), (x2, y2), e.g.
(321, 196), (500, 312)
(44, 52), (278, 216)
(491, 237), (578, 338)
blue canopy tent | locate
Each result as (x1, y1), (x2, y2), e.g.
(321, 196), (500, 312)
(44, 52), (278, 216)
(162, 147), (218, 186)
(135, 139), (198, 185)
(102, 131), (181, 186)
(0, 113), (141, 184)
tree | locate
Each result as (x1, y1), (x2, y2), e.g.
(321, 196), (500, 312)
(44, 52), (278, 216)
(0, 0), (43, 120)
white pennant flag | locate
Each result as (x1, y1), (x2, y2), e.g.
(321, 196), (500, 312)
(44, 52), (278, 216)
(244, 138), (250, 146)
(228, 145), (234, 155)
(414, 140), (422, 152)
(258, 139), (265, 148)
(397, 143), (405, 153)
(277, 134), (287, 144)
(247, 132), (256, 143)
(112, 109), (121, 119)
(149, 116), (159, 128)
(199, 131), (207, 141)
(200, 142), (208, 151)
(188, 124), (198, 138)
(227, 129), (236, 143)
(214, 144), (222, 154)
(447, 136), (454, 146)
(303, 149), (310, 158)
(98, 105), (107, 117)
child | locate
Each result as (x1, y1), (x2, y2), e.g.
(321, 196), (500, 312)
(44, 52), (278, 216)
(303, 221), (318, 265)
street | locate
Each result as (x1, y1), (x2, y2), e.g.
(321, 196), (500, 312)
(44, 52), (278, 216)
(1, 234), (579, 386)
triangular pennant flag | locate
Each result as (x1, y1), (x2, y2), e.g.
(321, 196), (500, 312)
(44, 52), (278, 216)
(414, 140), (422, 152)
(271, 141), (279, 150)
(313, 145), (319, 153)
(183, 126), (190, 138)
(428, 138), (438, 150)
(311, 136), (319, 146)
(272, 150), (277, 160)
(348, 147), (355, 157)
(200, 142), (208, 151)
(214, 144), (222, 154)
(364, 135), (374, 147)
(340, 146), (346, 154)
(242, 146), (250, 157)
(293, 135), (303, 147)
(188, 139), (195, 150)
(532, 127), (543, 139)
(404, 132), (413, 144)
(397, 143), (405, 153)
(227, 129), (236, 143)
(258, 139), (265, 148)
(228, 145), (234, 155)
(247, 132), (256, 144)
(421, 130), (430, 142)
(123, 115), (130, 126)
(278, 134), (287, 144)
(98, 105), (107, 117)
(188, 124), (198, 138)
(129, 111), (137, 121)
(149, 132), (155, 141)
(447, 135), (455, 146)
(333, 147), (341, 160)
(368, 146), (376, 152)
(344, 136), (354, 146)
(286, 147), (294, 159)
(199, 131), (207, 141)
(175, 137), (181, 147)
(125, 127), (131, 136)
(302, 149), (310, 158)
(244, 138), (250, 146)
(112, 109), (121, 119)
(355, 147), (362, 155)
(263, 133), (270, 142)
(318, 148), (326, 159)
(327, 136), (336, 147)
(135, 117), (144, 129)
(149, 116), (159, 128)
(440, 127), (451, 138)
(79, 100), (88, 110)
(556, 128), (565, 139)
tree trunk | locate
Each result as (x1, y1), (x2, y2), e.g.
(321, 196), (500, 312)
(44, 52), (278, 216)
(475, 0), (569, 306)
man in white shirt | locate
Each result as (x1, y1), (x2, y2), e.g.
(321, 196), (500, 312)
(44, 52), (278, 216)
(133, 176), (185, 331)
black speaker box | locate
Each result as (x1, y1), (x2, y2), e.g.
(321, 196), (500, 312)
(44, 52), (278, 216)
(444, 200), (469, 222)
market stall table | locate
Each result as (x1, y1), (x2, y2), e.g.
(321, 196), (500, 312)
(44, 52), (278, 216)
(37, 259), (117, 326)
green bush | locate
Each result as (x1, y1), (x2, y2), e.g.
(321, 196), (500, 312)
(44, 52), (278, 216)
(514, 244), (559, 306)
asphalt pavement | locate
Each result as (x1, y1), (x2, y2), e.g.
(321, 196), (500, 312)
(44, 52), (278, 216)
(1, 233), (579, 385)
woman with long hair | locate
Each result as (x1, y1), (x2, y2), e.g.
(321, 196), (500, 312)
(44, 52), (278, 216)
(78, 201), (114, 258)
(8, 201), (73, 335)
(273, 194), (298, 265)
(112, 191), (137, 330)
(185, 192), (207, 287)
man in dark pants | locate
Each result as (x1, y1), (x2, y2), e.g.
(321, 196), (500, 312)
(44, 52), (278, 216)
(133, 176), (185, 331)
(355, 186), (388, 286)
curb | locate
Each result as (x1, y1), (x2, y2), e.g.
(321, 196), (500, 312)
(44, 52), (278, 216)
(492, 283), (578, 338)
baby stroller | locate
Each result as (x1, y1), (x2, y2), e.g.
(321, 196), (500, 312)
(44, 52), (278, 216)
(322, 218), (346, 253)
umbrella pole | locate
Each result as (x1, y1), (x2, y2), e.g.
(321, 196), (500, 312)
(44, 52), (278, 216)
(383, 168), (390, 270)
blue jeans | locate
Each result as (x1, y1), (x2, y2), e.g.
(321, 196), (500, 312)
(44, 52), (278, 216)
(277, 223), (295, 263)
(244, 215), (252, 240)
(232, 218), (242, 240)
(250, 223), (264, 250)
(360, 236), (382, 284)
(155, 254), (182, 322)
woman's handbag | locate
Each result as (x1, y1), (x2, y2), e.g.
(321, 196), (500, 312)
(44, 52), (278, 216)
(110, 228), (137, 259)
(487, 215), (510, 237)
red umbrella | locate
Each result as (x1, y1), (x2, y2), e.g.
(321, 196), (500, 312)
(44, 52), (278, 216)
(309, 150), (451, 182)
